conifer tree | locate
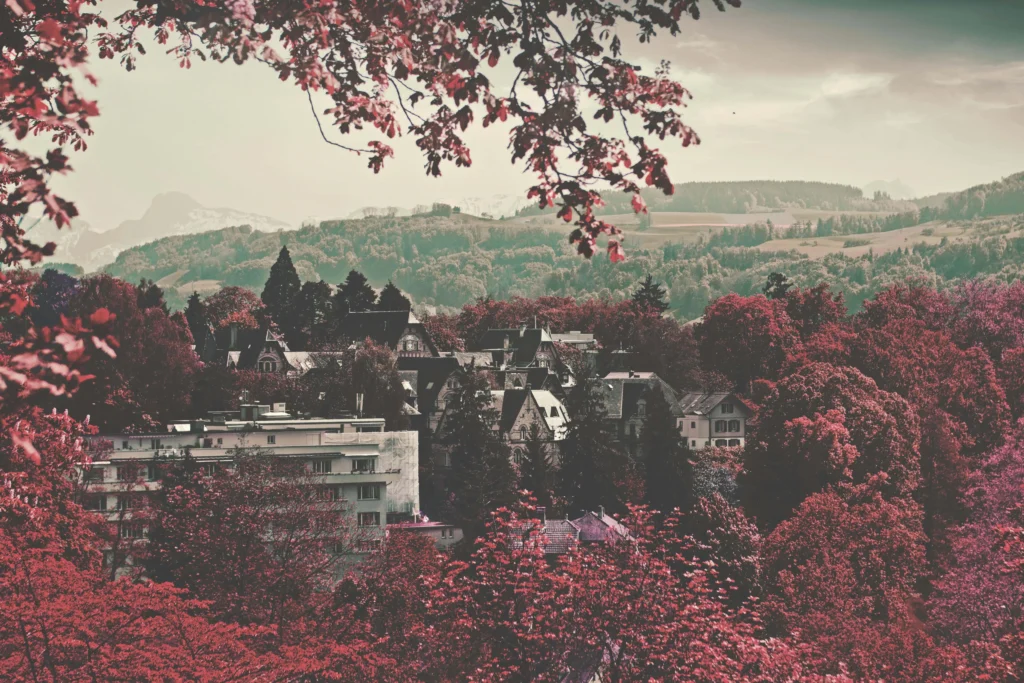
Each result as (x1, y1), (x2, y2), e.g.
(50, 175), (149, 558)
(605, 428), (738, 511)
(377, 280), (412, 311)
(641, 385), (691, 514)
(763, 272), (793, 300)
(557, 379), (628, 517)
(333, 269), (378, 318)
(261, 246), (302, 343)
(441, 370), (516, 542)
(295, 280), (334, 348)
(522, 422), (554, 510)
(631, 274), (670, 314)
(184, 292), (208, 346)
(137, 278), (168, 313)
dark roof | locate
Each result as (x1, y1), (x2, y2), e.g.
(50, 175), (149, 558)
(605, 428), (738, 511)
(340, 311), (415, 348)
(397, 356), (460, 410)
(475, 328), (551, 366)
(218, 327), (287, 369)
(502, 367), (556, 391)
(195, 325), (218, 363)
(498, 388), (529, 433)
(593, 373), (681, 419)
(675, 392), (750, 416)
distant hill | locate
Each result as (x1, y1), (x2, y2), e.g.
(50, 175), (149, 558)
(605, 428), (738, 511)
(938, 171), (1024, 219)
(516, 180), (916, 217)
(32, 192), (291, 271)
(863, 179), (916, 200)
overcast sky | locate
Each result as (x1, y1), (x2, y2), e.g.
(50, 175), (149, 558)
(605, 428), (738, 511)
(56, 0), (1024, 230)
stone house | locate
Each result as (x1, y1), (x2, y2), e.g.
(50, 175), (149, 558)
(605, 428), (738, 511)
(593, 371), (682, 455)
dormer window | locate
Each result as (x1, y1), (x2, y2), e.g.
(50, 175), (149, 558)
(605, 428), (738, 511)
(720, 403), (735, 414)
(259, 360), (277, 373)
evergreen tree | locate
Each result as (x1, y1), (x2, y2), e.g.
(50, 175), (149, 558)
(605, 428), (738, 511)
(377, 280), (411, 311)
(441, 370), (516, 542)
(333, 269), (378, 318)
(295, 280), (333, 348)
(557, 379), (628, 517)
(631, 274), (670, 314)
(261, 246), (302, 343)
(641, 385), (690, 514)
(522, 422), (554, 510)
(184, 292), (208, 345)
(137, 278), (168, 312)
(763, 272), (792, 300)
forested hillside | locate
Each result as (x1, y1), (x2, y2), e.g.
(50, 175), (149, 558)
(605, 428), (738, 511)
(105, 207), (1024, 320)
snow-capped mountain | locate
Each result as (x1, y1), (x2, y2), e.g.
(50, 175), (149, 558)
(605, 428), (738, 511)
(30, 192), (291, 271)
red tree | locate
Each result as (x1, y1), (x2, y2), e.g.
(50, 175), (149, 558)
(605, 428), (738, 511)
(203, 286), (269, 331)
(697, 293), (800, 390)
(743, 362), (921, 528)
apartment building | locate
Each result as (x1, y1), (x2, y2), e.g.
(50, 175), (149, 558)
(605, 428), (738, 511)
(83, 405), (420, 552)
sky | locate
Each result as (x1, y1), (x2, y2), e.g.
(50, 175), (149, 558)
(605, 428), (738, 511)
(55, 0), (1024, 230)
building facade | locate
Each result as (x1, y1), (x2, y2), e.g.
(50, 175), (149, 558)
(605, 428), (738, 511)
(675, 392), (751, 448)
(83, 408), (420, 555)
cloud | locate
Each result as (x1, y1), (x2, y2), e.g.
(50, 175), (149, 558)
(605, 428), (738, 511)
(820, 72), (893, 99)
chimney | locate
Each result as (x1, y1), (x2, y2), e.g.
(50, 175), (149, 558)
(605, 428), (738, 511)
(355, 393), (365, 417)
(598, 505), (605, 518)
(503, 334), (510, 350)
(519, 321), (527, 335)
(537, 506), (546, 524)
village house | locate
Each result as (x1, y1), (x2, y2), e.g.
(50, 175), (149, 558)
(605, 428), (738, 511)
(218, 325), (344, 376)
(339, 310), (438, 357)
(82, 405), (421, 563)
(473, 324), (576, 393)
(593, 371), (682, 455)
(675, 392), (752, 448)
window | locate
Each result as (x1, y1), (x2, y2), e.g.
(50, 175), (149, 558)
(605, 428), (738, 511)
(121, 440), (129, 449)
(519, 425), (529, 441)
(216, 437), (223, 446)
(728, 419), (740, 432)
(201, 463), (218, 477)
(115, 466), (136, 482)
(720, 403), (734, 414)
(356, 539), (382, 553)
(358, 512), (380, 527)
(512, 448), (525, 466)
(402, 336), (420, 352)
(358, 484), (381, 501)
(117, 495), (136, 511)
(715, 439), (727, 447)
(728, 439), (741, 447)
(267, 434), (276, 445)
(691, 421), (696, 429)
(119, 523), (145, 539)
(312, 459), (332, 474)
(317, 486), (341, 501)
(714, 420), (727, 433)
(147, 463), (158, 481)
(85, 494), (107, 511)
(259, 360), (277, 372)
(551, 406), (559, 418)
(691, 440), (697, 447)
(150, 438), (162, 449)
(86, 467), (105, 483)
(637, 400), (646, 416)
(351, 458), (375, 473)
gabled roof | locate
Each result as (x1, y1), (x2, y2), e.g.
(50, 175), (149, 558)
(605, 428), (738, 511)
(675, 392), (751, 416)
(224, 327), (288, 369)
(511, 518), (581, 555)
(571, 508), (633, 543)
(492, 389), (568, 440)
(475, 327), (554, 366)
(340, 310), (437, 354)
(397, 356), (460, 410)
(281, 351), (344, 375)
(593, 372), (681, 419)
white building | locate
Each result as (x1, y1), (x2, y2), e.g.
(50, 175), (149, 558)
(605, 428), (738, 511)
(675, 392), (751, 449)
(83, 406), (420, 548)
